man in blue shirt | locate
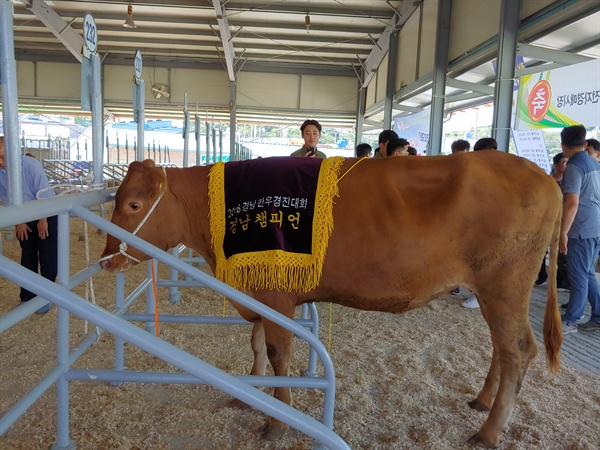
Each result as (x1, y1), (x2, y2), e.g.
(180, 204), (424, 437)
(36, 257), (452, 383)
(559, 125), (600, 334)
(0, 135), (57, 314)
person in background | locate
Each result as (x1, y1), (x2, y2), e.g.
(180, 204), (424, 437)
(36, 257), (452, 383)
(584, 138), (600, 163)
(536, 152), (570, 292)
(0, 135), (57, 314)
(586, 138), (600, 290)
(355, 143), (372, 158)
(290, 119), (327, 158)
(451, 139), (470, 153)
(473, 137), (498, 151)
(407, 146), (417, 156)
(373, 130), (398, 158)
(558, 125), (600, 334)
(386, 138), (410, 157)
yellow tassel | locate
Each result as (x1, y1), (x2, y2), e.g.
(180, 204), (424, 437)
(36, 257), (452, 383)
(209, 158), (344, 292)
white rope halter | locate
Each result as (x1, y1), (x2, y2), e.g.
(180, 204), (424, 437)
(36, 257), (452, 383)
(98, 166), (167, 265)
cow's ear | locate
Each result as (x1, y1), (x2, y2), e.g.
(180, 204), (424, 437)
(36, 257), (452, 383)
(128, 161), (145, 173)
(148, 165), (167, 193)
(142, 159), (156, 168)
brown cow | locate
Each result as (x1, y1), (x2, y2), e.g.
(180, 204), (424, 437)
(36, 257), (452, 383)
(100, 152), (563, 448)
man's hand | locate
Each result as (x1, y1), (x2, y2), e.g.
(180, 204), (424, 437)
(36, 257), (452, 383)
(559, 233), (568, 255)
(37, 218), (49, 239)
(559, 193), (579, 256)
(15, 223), (31, 241)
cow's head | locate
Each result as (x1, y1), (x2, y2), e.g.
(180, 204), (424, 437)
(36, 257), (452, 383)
(100, 159), (169, 272)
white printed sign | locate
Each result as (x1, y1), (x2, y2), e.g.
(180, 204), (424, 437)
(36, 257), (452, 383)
(512, 129), (551, 173)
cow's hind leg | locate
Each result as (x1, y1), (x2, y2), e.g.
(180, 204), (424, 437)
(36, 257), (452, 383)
(468, 293), (538, 448)
(229, 321), (268, 410)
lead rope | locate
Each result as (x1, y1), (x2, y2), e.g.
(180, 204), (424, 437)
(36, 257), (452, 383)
(95, 167), (168, 336)
(83, 220), (101, 338)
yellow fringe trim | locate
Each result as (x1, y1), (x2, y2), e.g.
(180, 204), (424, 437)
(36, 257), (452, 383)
(208, 157), (344, 292)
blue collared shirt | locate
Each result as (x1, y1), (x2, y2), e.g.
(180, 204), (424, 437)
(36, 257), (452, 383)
(561, 151), (600, 239)
(0, 155), (55, 204)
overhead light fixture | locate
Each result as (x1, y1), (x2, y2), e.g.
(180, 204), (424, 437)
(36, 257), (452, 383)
(305, 12), (310, 33)
(123, 2), (136, 29)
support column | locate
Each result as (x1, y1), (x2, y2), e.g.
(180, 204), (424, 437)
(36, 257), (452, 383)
(230, 81), (237, 160)
(182, 92), (190, 167)
(427, 0), (452, 156)
(90, 53), (104, 185)
(195, 114), (201, 166)
(355, 87), (366, 147)
(383, 30), (399, 130)
(135, 79), (145, 161)
(0, 0), (23, 204)
(492, 0), (521, 152)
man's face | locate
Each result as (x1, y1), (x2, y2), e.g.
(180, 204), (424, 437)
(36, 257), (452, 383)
(0, 138), (6, 169)
(302, 125), (321, 149)
(585, 146), (594, 158)
(555, 157), (568, 174)
(585, 144), (600, 162)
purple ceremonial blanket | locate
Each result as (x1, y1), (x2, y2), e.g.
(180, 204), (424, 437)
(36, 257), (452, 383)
(223, 157), (323, 258)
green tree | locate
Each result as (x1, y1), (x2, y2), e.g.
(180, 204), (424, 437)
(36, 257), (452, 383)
(542, 131), (562, 158)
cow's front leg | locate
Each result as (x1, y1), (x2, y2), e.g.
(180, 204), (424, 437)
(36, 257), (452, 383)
(230, 321), (267, 410)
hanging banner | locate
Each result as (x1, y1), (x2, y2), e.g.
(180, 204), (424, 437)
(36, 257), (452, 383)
(514, 59), (600, 130)
(393, 108), (430, 155)
(492, 56), (550, 168)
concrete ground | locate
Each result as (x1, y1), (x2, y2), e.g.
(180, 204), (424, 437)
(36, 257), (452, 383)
(530, 283), (600, 376)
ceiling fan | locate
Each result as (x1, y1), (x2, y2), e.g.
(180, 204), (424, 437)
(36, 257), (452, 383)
(151, 83), (171, 99)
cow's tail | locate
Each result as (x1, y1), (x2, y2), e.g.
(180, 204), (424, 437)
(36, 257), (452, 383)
(543, 210), (562, 373)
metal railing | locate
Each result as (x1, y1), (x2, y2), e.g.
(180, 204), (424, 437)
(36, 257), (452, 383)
(0, 191), (348, 450)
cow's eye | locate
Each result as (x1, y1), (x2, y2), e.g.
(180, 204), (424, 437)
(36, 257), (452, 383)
(130, 202), (140, 211)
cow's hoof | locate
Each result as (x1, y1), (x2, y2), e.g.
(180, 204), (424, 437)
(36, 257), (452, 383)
(468, 399), (490, 412)
(228, 398), (251, 410)
(259, 422), (288, 441)
(468, 433), (498, 448)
